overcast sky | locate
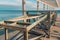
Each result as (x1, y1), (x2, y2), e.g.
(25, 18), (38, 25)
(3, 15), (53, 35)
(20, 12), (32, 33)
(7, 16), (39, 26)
(0, 0), (59, 10)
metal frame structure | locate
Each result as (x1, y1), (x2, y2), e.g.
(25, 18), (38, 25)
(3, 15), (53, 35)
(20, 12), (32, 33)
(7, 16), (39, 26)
(0, 0), (59, 40)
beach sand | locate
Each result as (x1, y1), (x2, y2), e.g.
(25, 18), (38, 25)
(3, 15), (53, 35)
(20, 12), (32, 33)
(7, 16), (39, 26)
(0, 14), (60, 40)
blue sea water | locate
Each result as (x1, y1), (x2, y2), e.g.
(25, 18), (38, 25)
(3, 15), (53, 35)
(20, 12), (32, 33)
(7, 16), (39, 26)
(0, 10), (22, 21)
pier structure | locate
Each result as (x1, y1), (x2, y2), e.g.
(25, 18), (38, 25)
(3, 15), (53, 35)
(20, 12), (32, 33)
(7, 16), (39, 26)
(0, 0), (60, 40)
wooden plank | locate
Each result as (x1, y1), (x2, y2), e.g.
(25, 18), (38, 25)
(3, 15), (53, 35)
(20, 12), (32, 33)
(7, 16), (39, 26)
(17, 22), (31, 25)
(4, 21), (15, 24)
(7, 15), (40, 21)
(0, 24), (25, 31)
(27, 15), (47, 31)
(0, 14), (44, 24)
(0, 14), (43, 26)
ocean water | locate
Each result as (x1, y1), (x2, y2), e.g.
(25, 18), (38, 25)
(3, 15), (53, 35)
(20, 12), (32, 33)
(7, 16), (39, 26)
(0, 10), (22, 21)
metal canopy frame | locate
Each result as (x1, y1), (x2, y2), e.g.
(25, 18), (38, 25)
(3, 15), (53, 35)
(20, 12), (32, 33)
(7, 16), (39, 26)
(22, 0), (60, 15)
(56, 0), (60, 7)
(39, 0), (58, 8)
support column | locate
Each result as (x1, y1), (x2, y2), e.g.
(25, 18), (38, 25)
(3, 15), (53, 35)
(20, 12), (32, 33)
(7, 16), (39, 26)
(43, 4), (45, 10)
(37, 0), (39, 13)
(22, 0), (27, 22)
(22, 0), (26, 16)
(5, 28), (8, 40)
(24, 28), (28, 40)
(47, 11), (51, 38)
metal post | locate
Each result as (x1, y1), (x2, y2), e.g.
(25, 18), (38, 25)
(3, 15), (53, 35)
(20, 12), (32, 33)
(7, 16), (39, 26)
(43, 4), (45, 10)
(22, 0), (26, 16)
(22, 0), (27, 22)
(5, 28), (8, 40)
(47, 5), (48, 10)
(37, 0), (39, 13)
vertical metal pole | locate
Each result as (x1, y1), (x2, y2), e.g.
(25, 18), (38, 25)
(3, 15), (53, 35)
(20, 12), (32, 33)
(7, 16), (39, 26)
(22, 0), (26, 22)
(5, 28), (8, 40)
(24, 28), (28, 40)
(37, 0), (39, 13)
(47, 5), (48, 10)
(43, 4), (45, 10)
(22, 0), (26, 16)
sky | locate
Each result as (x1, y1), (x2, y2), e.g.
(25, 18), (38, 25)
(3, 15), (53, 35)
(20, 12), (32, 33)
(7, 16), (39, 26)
(0, 0), (60, 10)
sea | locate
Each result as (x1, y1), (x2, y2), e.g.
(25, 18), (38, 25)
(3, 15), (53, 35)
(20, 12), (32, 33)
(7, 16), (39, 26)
(0, 10), (60, 35)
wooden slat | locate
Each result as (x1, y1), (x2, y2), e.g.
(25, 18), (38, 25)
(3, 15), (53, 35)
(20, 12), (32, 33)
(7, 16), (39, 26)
(17, 22), (31, 25)
(0, 14), (43, 25)
(0, 24), (25, 31)
(4, 21), (15, 24)
(7, 15), (40, 21)
(27, 15), (47, 31)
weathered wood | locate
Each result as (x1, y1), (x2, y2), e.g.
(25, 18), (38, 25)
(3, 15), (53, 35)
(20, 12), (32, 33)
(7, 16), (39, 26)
(17, 22), (31, 25)
(27, 15), (47, 31)
(0, 24), (25, 31)
(24, 28), (28, 40)
(8, 15), (40, 21)
(0, 14), (43, 27)
(5, 28), (8, 40)
(4, 21), (14, 23)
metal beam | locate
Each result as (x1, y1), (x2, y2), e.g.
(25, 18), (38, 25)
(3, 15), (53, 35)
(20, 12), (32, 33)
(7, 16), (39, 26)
(22, 0), (26, 16)
(56, 0), (60, 7)
(39, 0), (58, 8)
(37, 0), (39, 13)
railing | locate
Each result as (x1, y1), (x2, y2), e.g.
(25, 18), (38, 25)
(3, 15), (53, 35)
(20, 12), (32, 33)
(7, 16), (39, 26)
(0, 11), (57, 40)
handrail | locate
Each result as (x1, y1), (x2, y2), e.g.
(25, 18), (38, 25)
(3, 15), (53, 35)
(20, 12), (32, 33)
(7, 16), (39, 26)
(27, 15), (47, 31)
